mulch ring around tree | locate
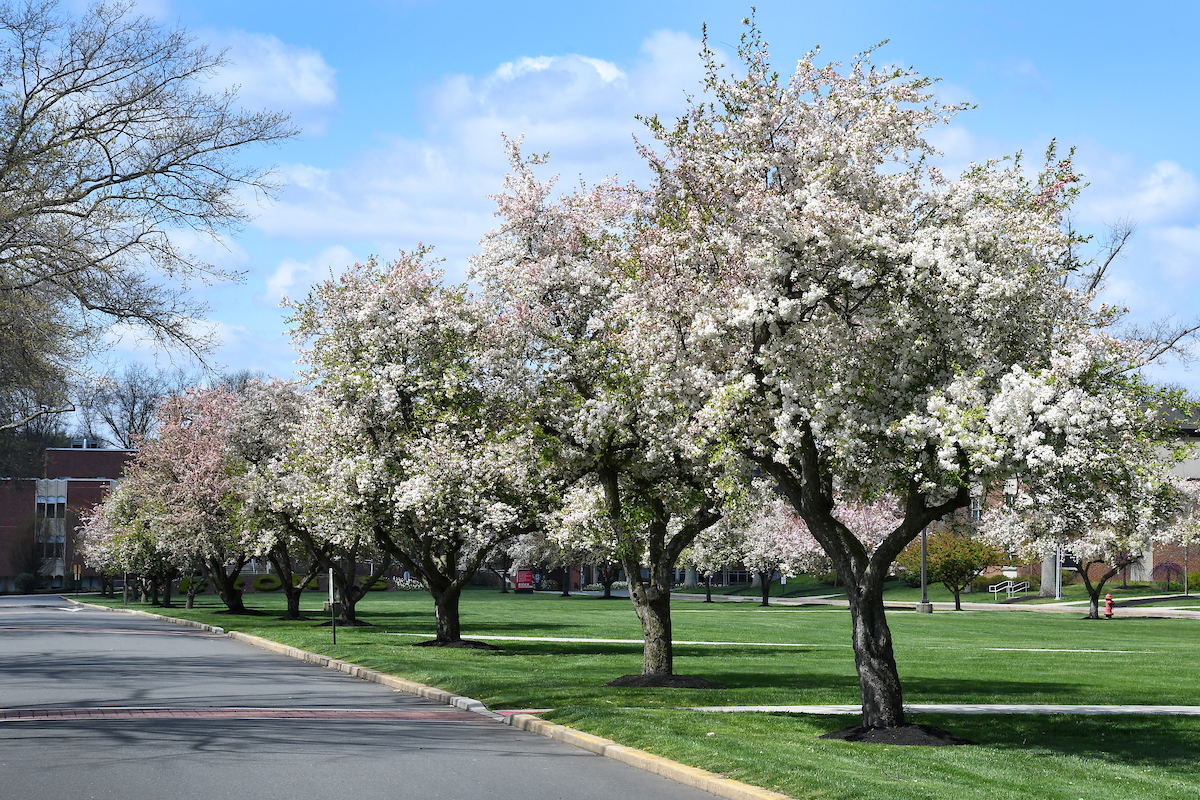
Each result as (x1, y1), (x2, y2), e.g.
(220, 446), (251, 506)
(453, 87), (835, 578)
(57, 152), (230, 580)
(819, 723), (975, 746)
(413, 639), (502, 650)
(604, 674), (726, 689)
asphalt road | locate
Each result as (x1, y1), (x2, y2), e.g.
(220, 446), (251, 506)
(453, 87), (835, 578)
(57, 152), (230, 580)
(0, 595), (716, 800)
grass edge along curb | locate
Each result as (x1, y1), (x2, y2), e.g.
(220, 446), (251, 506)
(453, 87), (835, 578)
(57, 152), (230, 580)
(505, 713), (792, 800)
(63, 597), (795, 800)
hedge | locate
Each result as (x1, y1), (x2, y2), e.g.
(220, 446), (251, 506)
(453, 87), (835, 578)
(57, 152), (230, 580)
(253, 575), (283, 592)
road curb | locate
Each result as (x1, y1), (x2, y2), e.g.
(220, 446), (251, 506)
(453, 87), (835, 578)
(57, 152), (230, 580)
(66, 598), (226, 634)
(504, 713), (792, 800)
(65, 598), (795, 800)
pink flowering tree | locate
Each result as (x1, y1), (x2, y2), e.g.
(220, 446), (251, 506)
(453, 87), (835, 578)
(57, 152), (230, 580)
(634, 20), (1189, 727)
(139, 388), (251, 612)
(286, 252), (549, 644)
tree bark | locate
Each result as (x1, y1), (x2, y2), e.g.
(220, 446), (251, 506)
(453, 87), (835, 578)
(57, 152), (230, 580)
(951, 586), (961, 611)
(1079, 561), (1121, 621)
(631, 583), (673, 675)
(432, 585), (462, 642)
(185, 566), (199, 609)
(848, 581), (905, 728)
(206, 555), (247, 613)
(704, 573), (712, 603)
(759, 570), (771, 606)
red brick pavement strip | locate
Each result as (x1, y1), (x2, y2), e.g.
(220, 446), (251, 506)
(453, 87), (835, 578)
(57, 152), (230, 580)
(0, 708), (481, 722)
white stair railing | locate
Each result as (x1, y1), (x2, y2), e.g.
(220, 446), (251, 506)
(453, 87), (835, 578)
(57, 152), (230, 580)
(988, 579), (1031, 600)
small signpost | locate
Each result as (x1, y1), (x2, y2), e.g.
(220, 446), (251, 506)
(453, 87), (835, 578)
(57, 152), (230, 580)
(515, 569), (534, 594)
(73, 563), (81, 595)
(325, 568), (341, 644)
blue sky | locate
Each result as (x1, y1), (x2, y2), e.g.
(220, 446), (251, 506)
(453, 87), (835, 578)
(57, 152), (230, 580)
(117, 0), (1200, 389)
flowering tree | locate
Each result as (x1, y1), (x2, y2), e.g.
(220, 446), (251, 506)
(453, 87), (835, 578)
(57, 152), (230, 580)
(226, 378), (326, 620)
(1157, 480), (1200, 596)
(78, 480), (178, 606)
(985, 430), (1183, 620)
(100, 388), (252, 612)
(286, 252), (548, 643)
(706, 488), (825, 606)
(474, 145), (725, 679)
(633, 20), (1188, 727)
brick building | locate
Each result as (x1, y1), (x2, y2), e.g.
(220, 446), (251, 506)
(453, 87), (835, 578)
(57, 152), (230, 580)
(0, 442), (134, 592)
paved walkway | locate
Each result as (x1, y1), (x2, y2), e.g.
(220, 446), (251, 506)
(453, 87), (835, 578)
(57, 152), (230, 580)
(0, 595), (719, 800)
(669, 591), (1200, 619)
(689, 703), (1200, 716)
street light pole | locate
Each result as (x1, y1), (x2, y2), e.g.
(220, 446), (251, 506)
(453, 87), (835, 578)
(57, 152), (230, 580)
(916, 526), (933, 613)
(1055, 544), (1063, 600)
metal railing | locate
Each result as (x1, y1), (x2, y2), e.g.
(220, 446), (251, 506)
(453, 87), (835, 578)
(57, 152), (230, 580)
(988, 579), (1031, 601)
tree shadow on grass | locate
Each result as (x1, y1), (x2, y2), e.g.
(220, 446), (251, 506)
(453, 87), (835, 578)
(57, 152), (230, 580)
(911, 713), (1200, 768)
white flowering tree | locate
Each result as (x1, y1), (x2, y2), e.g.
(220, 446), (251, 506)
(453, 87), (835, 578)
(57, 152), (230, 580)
(633, 22), (1189, 727)
(983, 418), (1186, 620)
(286, 252), (548, 644)
(226, 378), (327, 620)
(1157, 480), (1200, 596)
(474, 145), (725, 680)
(78, 480), (179, 605)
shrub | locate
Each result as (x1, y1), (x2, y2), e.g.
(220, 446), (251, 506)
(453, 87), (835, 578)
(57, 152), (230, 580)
(1188, 573), (1200, 591)
(970, 575), (995, 594)
(366, 577), (388, 591)
(233, 576), (244, 591)
(14, 573), (38, 594)
(817, 571), (839, 586)
(179, 577), (207, 593)
(253, 575), (282, 592)
(900, 570), (921, 589)
(392, 577), (424, 591)
(538, 578), (558, 591)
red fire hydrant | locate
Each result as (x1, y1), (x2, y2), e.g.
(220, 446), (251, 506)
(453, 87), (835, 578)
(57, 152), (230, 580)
(1104, 593), (1114, 620)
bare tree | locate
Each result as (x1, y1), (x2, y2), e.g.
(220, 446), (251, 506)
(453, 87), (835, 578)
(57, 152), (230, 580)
(0, 0), (297, 430)
(77, 363), (179, 448)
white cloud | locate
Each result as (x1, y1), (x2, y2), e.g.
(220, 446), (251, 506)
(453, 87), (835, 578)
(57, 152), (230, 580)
(1078, 158), (1200, 226)
(252, 29), (714, 281)
(264, 245), (357, 302)
(210, 31), (339, 134)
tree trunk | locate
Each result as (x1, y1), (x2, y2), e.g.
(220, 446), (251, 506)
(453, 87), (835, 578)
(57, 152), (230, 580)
(206, 557), (246, 613)
(161, 576), (172, 608)
(952, 586), (961, 611)
(432, 586), (462, 642)
(560, 565), (571, 597)
(848, 584), (905, 728)
(759, 571), (771, 606)
(705, 573), (712, 603)
(632, 588), (673, 676)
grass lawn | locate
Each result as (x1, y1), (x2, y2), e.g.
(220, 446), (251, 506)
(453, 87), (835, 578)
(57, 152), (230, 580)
(83, 587), (1200, 800)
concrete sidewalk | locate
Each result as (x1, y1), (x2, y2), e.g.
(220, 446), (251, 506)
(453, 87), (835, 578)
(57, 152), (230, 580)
(669, 591), (1200, 619)
(689, 703), (1200, 716)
